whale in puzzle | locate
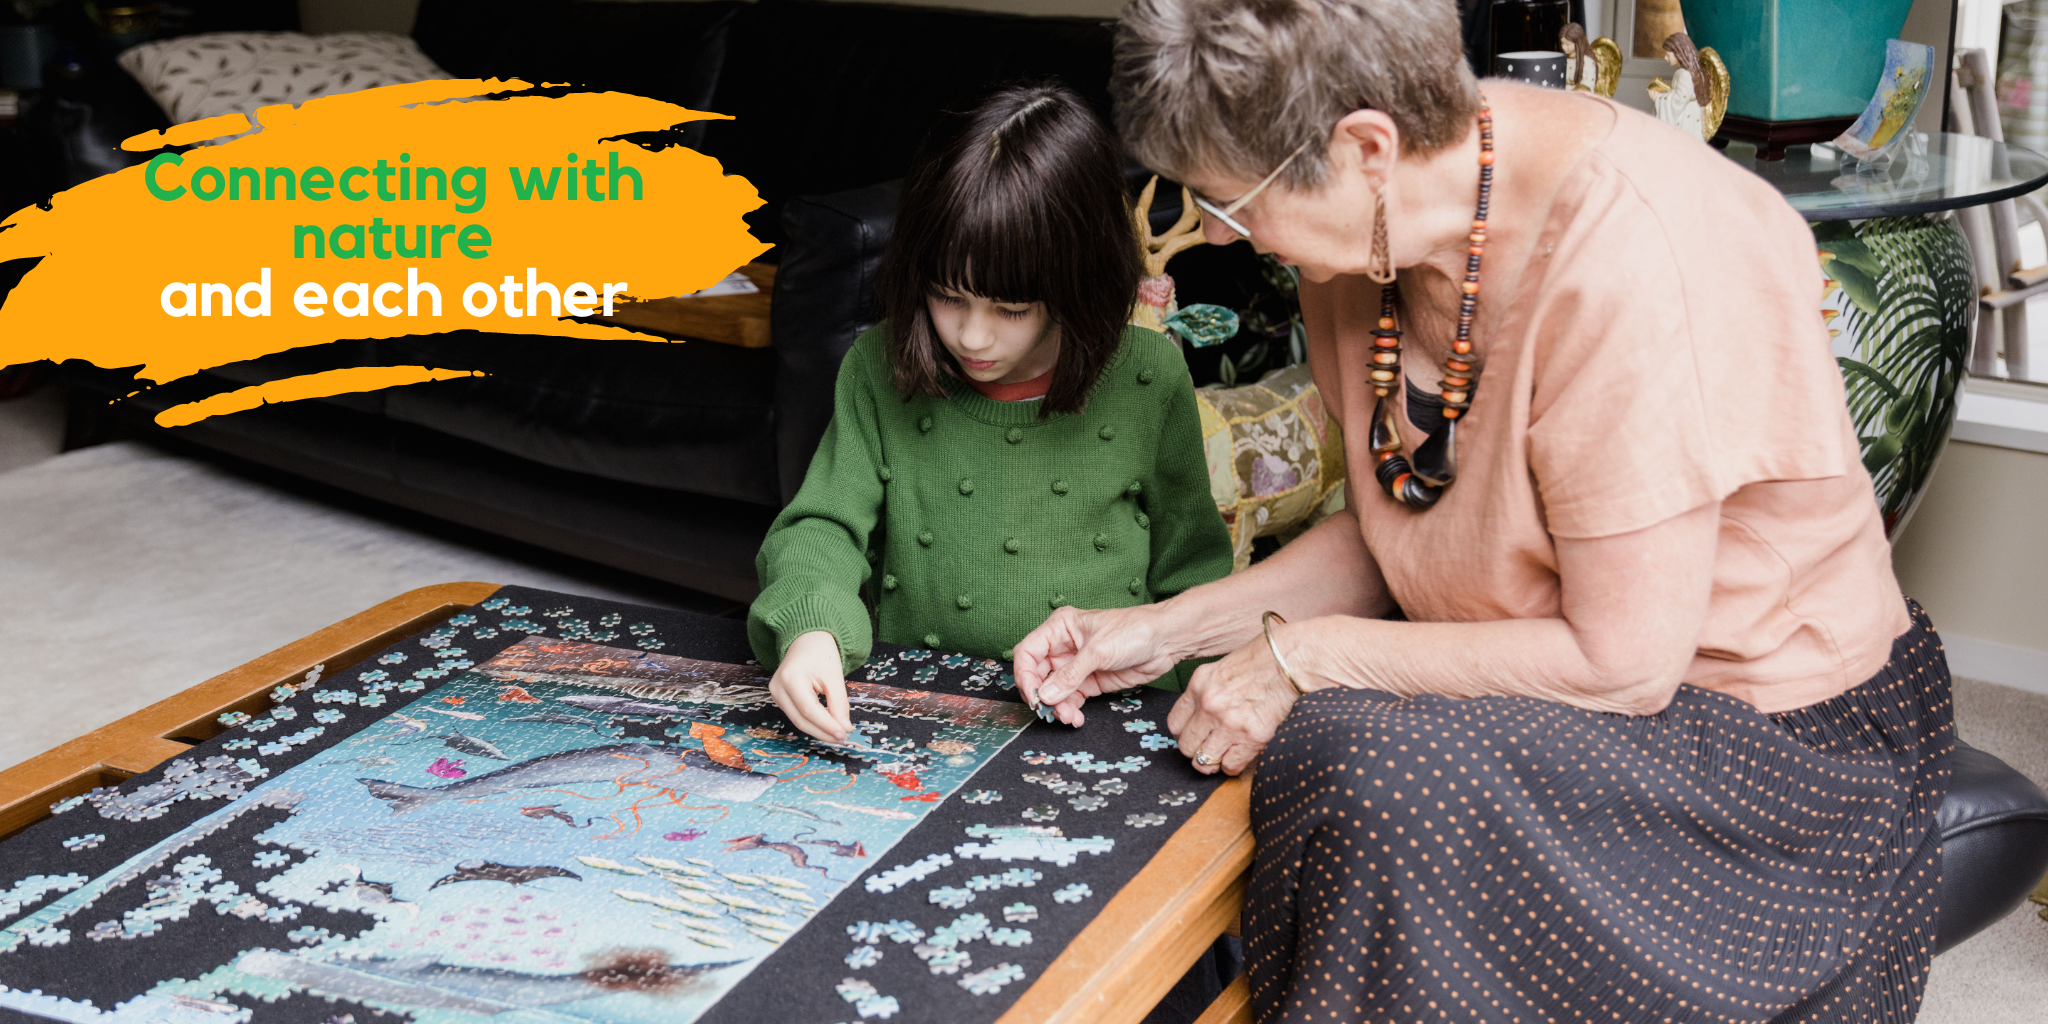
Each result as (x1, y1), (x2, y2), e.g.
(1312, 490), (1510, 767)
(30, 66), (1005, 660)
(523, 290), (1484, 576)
(358, 743), (777, 814)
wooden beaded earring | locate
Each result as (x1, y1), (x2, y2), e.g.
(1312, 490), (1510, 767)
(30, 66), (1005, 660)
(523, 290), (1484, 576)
(1365, 185), (1395, 285)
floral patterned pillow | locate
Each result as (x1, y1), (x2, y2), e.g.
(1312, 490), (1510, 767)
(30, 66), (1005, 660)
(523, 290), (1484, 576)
(1194, 364), (1347, 572)
(118, 31), (450, 129)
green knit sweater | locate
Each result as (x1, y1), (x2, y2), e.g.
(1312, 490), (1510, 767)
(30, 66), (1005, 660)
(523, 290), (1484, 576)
(748, 322), (1232, 686)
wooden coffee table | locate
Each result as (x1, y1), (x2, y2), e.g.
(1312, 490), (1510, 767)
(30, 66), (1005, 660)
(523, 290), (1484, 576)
(0, 583), (1254, 1024)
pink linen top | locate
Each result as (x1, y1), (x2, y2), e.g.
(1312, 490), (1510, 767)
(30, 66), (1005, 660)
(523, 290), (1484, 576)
(1305, 98), (1910, 714)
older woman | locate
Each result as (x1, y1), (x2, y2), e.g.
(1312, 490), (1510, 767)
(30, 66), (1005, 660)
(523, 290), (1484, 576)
(1013, 0), (1952, 1021)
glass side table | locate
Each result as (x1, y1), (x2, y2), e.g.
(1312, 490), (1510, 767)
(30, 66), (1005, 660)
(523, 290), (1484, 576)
(1722, 135), (2048, 534)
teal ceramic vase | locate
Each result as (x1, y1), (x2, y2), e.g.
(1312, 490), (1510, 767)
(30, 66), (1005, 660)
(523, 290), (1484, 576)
(1688, 0), (1916, 121)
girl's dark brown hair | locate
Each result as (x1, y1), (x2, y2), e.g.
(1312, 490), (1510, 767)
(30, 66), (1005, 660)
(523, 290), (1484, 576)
(877, 80), (1143, 416)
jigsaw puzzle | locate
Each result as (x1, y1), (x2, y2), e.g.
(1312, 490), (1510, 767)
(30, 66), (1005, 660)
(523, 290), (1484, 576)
(0, 586), (1223, 1024)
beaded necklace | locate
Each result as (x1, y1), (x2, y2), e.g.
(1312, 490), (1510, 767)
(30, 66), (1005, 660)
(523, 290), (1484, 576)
(1368, 103), (1493, 511)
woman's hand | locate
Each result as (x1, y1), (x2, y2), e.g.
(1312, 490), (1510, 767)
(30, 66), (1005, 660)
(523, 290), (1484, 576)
(1014, 605), (1183, 727)
(769, 630), (852, 742)
(1166, 628), (1302, 776)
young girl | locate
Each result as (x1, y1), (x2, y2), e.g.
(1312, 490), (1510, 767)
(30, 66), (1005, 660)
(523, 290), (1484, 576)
(748, 81), (1233, 743)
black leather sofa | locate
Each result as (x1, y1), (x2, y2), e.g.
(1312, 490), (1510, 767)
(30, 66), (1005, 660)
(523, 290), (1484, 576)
(47, 0), (1131, 601)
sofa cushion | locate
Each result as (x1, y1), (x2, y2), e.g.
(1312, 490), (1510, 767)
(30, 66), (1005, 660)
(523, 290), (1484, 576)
(117, 32), (450, 127)
(378, 331), (781, 505)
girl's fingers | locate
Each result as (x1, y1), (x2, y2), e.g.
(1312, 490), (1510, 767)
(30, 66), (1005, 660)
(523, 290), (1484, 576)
(820, 676), (852, 738)
(782, 675), (844, 741)
(1220, 741), (1260, 776)
(772, 683), (834, 743)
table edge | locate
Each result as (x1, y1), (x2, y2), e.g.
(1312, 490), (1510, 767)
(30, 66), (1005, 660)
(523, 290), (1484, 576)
(994, 772), (1254, 1024)
(0, 581), (502, 839)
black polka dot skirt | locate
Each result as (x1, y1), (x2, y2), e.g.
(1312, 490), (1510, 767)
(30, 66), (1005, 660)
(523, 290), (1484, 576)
(1246, 599), (1952, 1024)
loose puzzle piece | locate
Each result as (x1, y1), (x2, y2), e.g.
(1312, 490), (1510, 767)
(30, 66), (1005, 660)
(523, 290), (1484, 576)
(1159, 790), (1199, 806)
(958, 962), (1027, 995)
(1123, 719), (1158, 733)
(836, 977), (902, 1019)
(1019, 751), (1056, 765)
(1021, 805), (1058, 823)
(1053, 883), (1094, 904)
(987, 927), (1032, 947)
(1140, 734), (1176, 750)
(1021, 772), (1062, 787)
(921, 947), (972, 975)
(1068, 795), (1107, 811)
(1109, 694), (1144, 712)
(963, 790), (1001, 805)
(1002, 902), (1038, 923)
(845, 945), (883, 969)
(1125, 813), (1169, 828)
(1093, 778), (1128, 795)
(928, 886), (975, 909)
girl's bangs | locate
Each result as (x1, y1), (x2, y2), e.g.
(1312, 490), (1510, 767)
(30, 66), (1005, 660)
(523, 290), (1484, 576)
(917, 181), (1049, 304)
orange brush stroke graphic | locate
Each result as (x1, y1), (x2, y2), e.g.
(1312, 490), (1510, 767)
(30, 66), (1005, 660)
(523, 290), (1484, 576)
(0, 78), (768, 426)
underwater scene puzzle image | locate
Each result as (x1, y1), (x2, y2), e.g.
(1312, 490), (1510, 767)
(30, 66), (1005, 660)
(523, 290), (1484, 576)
(0, 588), (1218, 1024)
(0, 634), (1034, 1023)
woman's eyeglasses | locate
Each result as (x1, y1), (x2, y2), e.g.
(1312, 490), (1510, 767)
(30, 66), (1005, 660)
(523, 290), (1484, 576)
(1186, 137), (1316, 242)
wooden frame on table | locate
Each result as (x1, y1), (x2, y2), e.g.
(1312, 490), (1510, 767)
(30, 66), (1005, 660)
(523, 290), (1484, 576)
(0, 582), (1259, 1024)
(0, 582), (500, 840)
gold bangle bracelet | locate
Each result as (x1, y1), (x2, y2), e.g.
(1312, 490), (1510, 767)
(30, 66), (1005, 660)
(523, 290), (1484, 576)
(1262, 610), (1307, 695)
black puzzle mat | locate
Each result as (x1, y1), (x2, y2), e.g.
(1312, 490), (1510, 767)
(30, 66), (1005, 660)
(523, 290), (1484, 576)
(0, 585), (1225, 1024)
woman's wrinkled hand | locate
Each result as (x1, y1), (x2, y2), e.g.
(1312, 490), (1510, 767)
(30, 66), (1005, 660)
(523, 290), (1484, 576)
(1166, 634), (1302, 776)
(769, 630), (853, 743)
(1013, 605), (1182, 727)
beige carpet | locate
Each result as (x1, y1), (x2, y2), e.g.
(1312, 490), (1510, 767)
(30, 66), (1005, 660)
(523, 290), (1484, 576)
(0, 440), (736, 774)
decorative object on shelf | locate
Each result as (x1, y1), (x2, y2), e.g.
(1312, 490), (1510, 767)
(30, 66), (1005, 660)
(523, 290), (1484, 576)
(1648, 33), (1728, 143)
(1129, 175), (1207, 337)
(1688, 0), (1916, 159)
(1813, 215), (1972, 535)
(1491, 50), (1566, 88)
(1486, 0), (1568, 74)
(1161, 303), (1240, 348)
(1560, 23), (1622, 97)
(1832, 39), (1936, 161)
(1631, 0), (1687, 59)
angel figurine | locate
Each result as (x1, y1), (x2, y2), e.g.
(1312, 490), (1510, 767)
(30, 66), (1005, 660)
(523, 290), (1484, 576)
(1559, 23), (1621, 97)
(1647, 32), (1730, 143)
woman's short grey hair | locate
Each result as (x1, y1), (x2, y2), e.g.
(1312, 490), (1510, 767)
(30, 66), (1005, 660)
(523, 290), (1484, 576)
(1112, 0), (1482, 188)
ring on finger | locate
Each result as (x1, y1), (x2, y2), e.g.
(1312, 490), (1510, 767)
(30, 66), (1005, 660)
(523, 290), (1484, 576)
(1194, 749), (1217, 767)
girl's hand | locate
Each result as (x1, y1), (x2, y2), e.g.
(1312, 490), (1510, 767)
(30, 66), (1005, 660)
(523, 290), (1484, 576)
(1165, 632), (1300, 776)
(1015, 605), (1182, 727)
(769, 631), (853, 742)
